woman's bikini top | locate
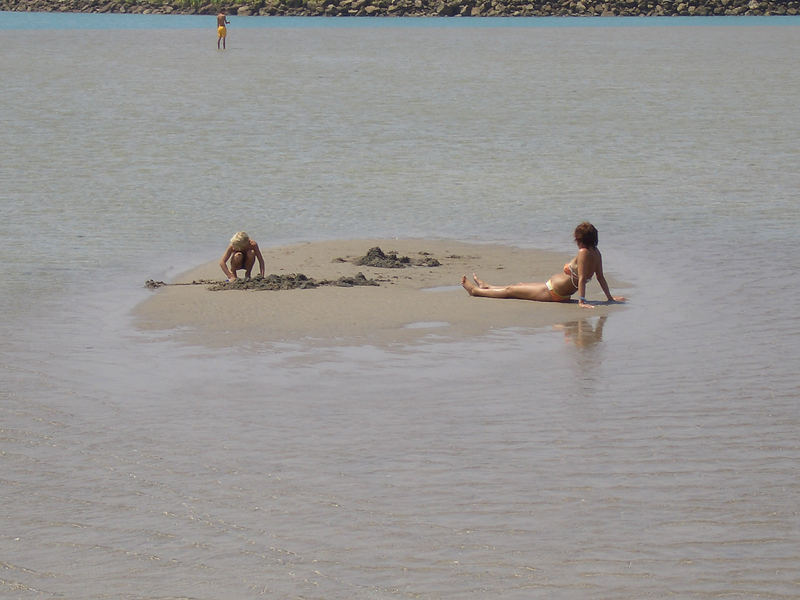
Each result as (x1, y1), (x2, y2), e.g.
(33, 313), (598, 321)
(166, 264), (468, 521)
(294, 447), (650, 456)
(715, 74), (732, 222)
(564, 261), (592, 287)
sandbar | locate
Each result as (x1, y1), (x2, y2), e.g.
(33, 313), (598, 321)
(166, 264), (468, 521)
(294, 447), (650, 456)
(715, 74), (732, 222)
(133, 239), (626, 347)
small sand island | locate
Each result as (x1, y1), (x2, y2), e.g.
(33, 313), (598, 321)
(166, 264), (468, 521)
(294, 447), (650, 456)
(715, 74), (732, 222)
(135, 239), (627, 346)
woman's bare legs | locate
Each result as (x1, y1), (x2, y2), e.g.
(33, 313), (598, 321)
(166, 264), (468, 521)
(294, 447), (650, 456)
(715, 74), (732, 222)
(461, 275), (553, 301)
(472, 273), (523, 291)
(472, 273), (494, 289)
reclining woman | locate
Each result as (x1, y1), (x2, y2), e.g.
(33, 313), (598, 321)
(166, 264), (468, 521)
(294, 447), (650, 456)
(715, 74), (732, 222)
(461, 222), (626, 309)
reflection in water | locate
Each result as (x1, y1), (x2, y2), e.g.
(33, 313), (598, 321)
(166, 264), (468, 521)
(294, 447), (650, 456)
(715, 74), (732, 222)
(555, 315), (607, 349)
(554, 316), (608, 391)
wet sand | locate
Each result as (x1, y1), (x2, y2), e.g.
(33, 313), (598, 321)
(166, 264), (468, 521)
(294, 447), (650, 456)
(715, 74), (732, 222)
(134, 239), (625, 346)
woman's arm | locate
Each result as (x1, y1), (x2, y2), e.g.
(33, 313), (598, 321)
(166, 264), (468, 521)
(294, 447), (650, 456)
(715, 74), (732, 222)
(594, 254), (626, 303)
(576, 248), (592, 308)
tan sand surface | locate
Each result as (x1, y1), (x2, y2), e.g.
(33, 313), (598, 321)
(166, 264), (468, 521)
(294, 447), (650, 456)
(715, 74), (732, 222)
(134, 239), (626, 347)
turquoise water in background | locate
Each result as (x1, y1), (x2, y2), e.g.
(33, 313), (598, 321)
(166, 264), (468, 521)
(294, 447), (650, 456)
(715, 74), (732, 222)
(1, 13), (799, 599)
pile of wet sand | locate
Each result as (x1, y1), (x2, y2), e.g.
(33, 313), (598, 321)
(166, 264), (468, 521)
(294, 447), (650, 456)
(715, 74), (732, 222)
(145, 246), (444, 291)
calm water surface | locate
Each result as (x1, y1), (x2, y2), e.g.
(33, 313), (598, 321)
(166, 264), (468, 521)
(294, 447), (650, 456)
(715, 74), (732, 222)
(1, 14), (799, 599)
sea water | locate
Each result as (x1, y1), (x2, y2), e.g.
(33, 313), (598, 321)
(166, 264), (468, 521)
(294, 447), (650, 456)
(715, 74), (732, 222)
(1, 13), (799, 598)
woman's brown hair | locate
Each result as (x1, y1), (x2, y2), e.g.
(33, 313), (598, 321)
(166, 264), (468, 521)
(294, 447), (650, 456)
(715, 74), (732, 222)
(574, 222), (598, 248)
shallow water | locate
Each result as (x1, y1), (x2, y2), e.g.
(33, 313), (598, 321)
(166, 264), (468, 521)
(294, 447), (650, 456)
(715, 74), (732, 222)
(1, 14), (799, 598)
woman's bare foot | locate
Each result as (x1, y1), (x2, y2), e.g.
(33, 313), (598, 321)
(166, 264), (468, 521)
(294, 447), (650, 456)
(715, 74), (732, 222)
(461, 275), (476, 296)
(472, 273), (489, 288)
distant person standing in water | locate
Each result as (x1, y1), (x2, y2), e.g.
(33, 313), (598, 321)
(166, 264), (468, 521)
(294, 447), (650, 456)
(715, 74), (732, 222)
(217, 12), (230, 49)
(220, 232), (265, 282)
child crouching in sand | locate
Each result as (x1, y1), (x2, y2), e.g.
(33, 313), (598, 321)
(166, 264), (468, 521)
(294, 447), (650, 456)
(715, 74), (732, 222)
(219, 231), (265, 282)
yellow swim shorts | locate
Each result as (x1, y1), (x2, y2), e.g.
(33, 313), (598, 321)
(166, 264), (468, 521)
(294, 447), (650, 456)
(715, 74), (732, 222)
(218, 25), (227, 37)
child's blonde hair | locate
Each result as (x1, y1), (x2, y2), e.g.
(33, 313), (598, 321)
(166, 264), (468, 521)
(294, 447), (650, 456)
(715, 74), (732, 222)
(230, 231), (250, 251)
